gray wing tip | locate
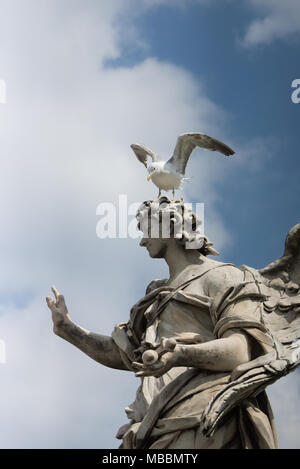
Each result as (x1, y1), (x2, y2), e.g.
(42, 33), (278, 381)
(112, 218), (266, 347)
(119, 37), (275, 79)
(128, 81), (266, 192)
(210, 137), (235, 157)
(178, 132), (235, 156)
(224, 147), (235, 157)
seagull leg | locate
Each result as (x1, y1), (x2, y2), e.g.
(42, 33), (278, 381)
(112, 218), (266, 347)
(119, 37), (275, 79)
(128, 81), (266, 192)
(158, 189), (161, 198)
(172, 188), (175, 200)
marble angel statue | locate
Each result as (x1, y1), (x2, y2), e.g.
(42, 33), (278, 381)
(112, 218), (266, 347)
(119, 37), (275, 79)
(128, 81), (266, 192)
(46, 197), (300, 449)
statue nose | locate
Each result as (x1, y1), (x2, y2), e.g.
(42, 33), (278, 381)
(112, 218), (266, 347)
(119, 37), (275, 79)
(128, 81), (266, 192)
(140, 237), (148, 247)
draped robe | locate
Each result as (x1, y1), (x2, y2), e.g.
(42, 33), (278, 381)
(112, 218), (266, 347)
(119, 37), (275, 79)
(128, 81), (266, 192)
(112, 259), (278, 449)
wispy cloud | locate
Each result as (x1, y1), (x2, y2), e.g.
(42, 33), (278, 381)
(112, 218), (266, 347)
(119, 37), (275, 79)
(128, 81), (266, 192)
(0, 0), (231, 448)
(242, 0), (300, 46)
(268, 371), (300, 448)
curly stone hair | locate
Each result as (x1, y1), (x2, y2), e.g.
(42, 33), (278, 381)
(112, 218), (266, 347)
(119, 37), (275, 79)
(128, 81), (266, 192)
(136, 196), (219, 256)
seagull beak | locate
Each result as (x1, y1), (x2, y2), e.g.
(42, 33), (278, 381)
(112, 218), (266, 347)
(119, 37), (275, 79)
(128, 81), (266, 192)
(147, 174), (152, 182)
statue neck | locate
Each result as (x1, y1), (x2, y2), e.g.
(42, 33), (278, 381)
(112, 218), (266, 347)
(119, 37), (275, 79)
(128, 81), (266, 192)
(164, 241), (205, 283)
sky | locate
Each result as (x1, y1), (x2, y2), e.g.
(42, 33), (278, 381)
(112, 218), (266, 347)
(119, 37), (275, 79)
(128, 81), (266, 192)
(0, 0), (299, 449)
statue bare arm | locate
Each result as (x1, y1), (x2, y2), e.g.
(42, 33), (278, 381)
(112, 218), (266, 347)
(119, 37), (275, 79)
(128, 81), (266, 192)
(46, 286), (128, 371)
(175, 330), (251, 370)
(134, 330), (251, 377)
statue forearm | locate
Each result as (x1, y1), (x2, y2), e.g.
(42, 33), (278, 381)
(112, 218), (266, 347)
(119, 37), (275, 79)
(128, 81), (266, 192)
(134, 330), (252, 378)
(174, 332), (251, 372)
(46, 287), (128, 371)
(55, 321), (128, 371)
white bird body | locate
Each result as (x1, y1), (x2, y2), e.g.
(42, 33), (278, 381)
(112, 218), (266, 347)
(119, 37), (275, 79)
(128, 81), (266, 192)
(147, 161), (182, 191)
(131, 133), (235, 196)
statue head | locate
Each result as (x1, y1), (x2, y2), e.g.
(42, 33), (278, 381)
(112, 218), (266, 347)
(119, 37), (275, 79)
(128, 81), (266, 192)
(136, 196), (218, 258)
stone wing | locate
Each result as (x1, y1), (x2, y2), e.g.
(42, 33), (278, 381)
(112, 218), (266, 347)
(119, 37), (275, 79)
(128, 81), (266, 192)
(259, 223), (300, 349)
(201, 224), (300, 437)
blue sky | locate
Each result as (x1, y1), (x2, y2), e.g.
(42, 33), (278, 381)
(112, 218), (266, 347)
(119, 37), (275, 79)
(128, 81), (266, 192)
(0, 0), (299, 449)
(126, 1), (300, 268)
(107, 0), (300, 268)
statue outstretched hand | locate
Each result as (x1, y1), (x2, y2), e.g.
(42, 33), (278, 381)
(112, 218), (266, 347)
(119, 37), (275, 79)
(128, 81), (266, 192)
(133, 351), (179, 378)
(45, 286), (127, 370)
(46, 286), (71, 333)
(133, 338), (179, 378)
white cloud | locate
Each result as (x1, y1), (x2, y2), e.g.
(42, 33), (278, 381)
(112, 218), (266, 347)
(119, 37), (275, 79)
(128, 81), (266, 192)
(242, 0), (300, 46)
(268, 371), (300, 448)
(0, 0), (231, 448)
(140, 0), (209, 8)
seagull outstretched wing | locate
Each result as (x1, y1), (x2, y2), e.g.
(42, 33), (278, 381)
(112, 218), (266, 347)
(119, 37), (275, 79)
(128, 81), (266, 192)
(130, 144), (160, 168)
(167, 133), (235, 175)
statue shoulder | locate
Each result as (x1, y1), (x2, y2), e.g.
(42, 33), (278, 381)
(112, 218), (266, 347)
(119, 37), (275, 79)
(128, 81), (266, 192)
(145, 278), (168, 295)
(201, 260), (245, 297)
(181, 259), (244, 296)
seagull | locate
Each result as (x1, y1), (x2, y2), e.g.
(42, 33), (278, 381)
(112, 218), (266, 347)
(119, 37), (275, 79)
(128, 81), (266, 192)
(131, 133), (235, 197)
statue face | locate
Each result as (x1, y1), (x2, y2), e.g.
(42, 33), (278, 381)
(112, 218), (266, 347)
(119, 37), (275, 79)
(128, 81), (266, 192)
(140, 236), (168, 258)
(139, 216), (169, 258)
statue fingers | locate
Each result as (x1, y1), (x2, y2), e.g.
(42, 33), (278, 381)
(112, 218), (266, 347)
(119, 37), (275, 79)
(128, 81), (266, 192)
(134, 360), (169, 377)
(51, 286), (60, 302)
(132, 361), (145, 370)
(46, 296), (55, 310)
(135, 368), (158, 377)
(51, 285), (65, 306)
(135, 370), (148, 377)
(135, 367), (169, 378)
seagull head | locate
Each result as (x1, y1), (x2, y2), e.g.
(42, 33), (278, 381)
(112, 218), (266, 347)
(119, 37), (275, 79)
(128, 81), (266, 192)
(147, 162), (163, 181)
